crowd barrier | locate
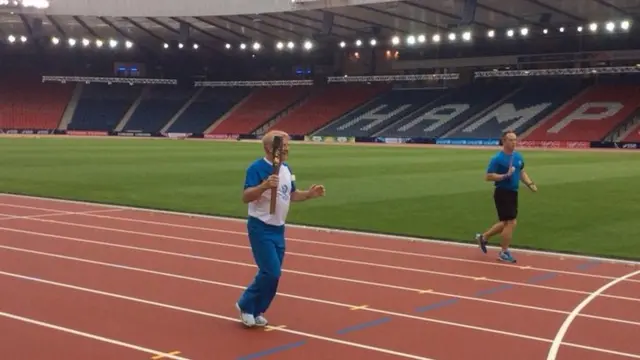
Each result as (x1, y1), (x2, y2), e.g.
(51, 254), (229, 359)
(0, 129), (638, 150)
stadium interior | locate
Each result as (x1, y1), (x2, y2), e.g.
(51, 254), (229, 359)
(0, 0), (639, 144)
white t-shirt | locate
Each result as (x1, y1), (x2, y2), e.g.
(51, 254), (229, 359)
(244, 157), (297, 226)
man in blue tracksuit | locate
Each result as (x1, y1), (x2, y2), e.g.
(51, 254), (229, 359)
(475, 130), (537, 263)
(236, 130), (325, 327)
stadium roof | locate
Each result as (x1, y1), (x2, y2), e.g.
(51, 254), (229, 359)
(0, 0), (637, 53)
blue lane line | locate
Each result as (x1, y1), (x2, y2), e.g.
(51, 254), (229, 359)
(335, 317), (392, 335)
(236, 340), (306, 360)
(575, 260), (602, 271)
(527, 272), (558, 284)
(415, 297), (459, 312)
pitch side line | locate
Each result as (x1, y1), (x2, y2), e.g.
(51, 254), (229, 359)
(1, 193), (639, 266)
(546, 269), (640, 360)
(0, 270), (433, 360)
(0, 311), (191, 360)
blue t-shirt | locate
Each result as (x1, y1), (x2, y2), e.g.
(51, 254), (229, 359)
(486, 151), (525, 192)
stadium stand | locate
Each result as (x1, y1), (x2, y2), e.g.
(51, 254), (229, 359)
(444, 79), (587, 139)
(377, 81), (519, 139)
(67, 83), (142, 132)
(122, 86), (197, 133)
(524, 84), (640, 141)
(208, 86), (309, 135)
(0, 75), (74, 130)
(264, 83), (389, 136)
(164, 87), (251, 134)
(314, 87), (451, 137)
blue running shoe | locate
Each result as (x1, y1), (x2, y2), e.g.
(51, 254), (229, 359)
(498, 250), (517, 263)
(475, 233), (488, 254)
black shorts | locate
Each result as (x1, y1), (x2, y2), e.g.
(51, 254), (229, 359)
(493, 187), (518, 221)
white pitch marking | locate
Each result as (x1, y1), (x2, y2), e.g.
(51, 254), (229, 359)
(546, 269), (640, 360)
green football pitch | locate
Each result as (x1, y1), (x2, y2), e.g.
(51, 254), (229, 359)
(0, 137), (638, 260)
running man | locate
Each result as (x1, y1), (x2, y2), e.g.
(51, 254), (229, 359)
(236, 130), (325, 327)
(475, 130), (537, 263)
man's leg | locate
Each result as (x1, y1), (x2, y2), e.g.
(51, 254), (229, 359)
(237, 222), (282, 327)
(497, 191), (518, 263)
(254, 233), (285, 326)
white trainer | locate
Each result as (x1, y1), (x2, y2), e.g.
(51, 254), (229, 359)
(255, 314), (268, 327)
(236, 303), (255, 327)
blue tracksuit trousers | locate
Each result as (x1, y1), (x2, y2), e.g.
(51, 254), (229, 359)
(237, 216), (285, 316)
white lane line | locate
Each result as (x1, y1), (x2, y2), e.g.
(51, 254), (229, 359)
(1, 201), (638, 284)
(0, 311), (191, 360)
(0, 270), (433, 360)
(0, 208), (122, 222)
(0, 215), (637, 303)
(546, 269), (640, 360)
(2, 192), (639, 267)
(1, 243), (639, 329)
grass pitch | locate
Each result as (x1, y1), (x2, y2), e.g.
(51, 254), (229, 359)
(0, 137), (638, 260)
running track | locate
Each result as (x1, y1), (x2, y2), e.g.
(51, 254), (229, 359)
(0, 194), (639, 360)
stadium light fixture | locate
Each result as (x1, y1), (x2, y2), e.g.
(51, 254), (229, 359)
(338, 41), (345, 48)
(178, 42), (184, 49)
(577, 26), (583, 32)
(417, 34), (426, 43)
(276, 41), (284, 50)
(109, 39), (118, 48)
(432, 34), (441, 43)
(82, 38), (90, 47)
(606, 22), (615, 32)
(68, 38), (76, 47)
(543, 28), (548, 34)
(163, 42), (169, 49)
(303, 40), (313, 50)
(487, 29), (495, 38)
(355, 39), (362, 46)
(7, 34), (15, 43)
(225, 43), (231, 49)
(51, 36), (59, 45)
(448, 33), (456, 41)
(125, 40), (133, 49)
(621, 20), (630, 30)
(96, 39), (103, 48)
(252, 42), (261, 51)
(286, 41), (294, 49)
(559, 27), (565, 32)
(240, 43), (246, 50)
(20, 35), (26, 43)
(406, 35), (416, 45)
(520, 27), (529, 36)
(369, 38), (377, 46)
(192, 43), (199, 50)
(589, 23), (598, 32)
(462, 31), (471, 41)
(391, 36), (400, 45)
(506, 29), (514, 37)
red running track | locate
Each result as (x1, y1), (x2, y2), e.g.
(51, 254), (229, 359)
(0, 193), (639, 360)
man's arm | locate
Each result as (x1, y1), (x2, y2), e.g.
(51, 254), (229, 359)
(520, 170), (535, 188)
(242, 182), (270, 203)
(290, 189), (312, 202)
(242, 165), (276, 203)
(485, 157), (511, 181)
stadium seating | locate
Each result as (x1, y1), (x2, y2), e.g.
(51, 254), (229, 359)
(264, 83), (389, 135)
(122, 86), (196, 133)
(314, 87), (450, 137)
(209, 86), (308, 135)
(67, 83), (142, 132)
(444, 79), (586, 139)
(165, 87), (250, 134)
(378, 82), (519, 139)
(0, 75), (74, 130)
(621, 123), (640, 142)
(524, 84), (640, 141)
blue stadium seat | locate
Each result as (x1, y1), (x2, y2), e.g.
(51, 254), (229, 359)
(379, 81), (520, 139)
(67, 83), (142, 132)
(166, 87), (250, 134)
(122, 86), (196, 133)
(315, 88), (448, 137)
